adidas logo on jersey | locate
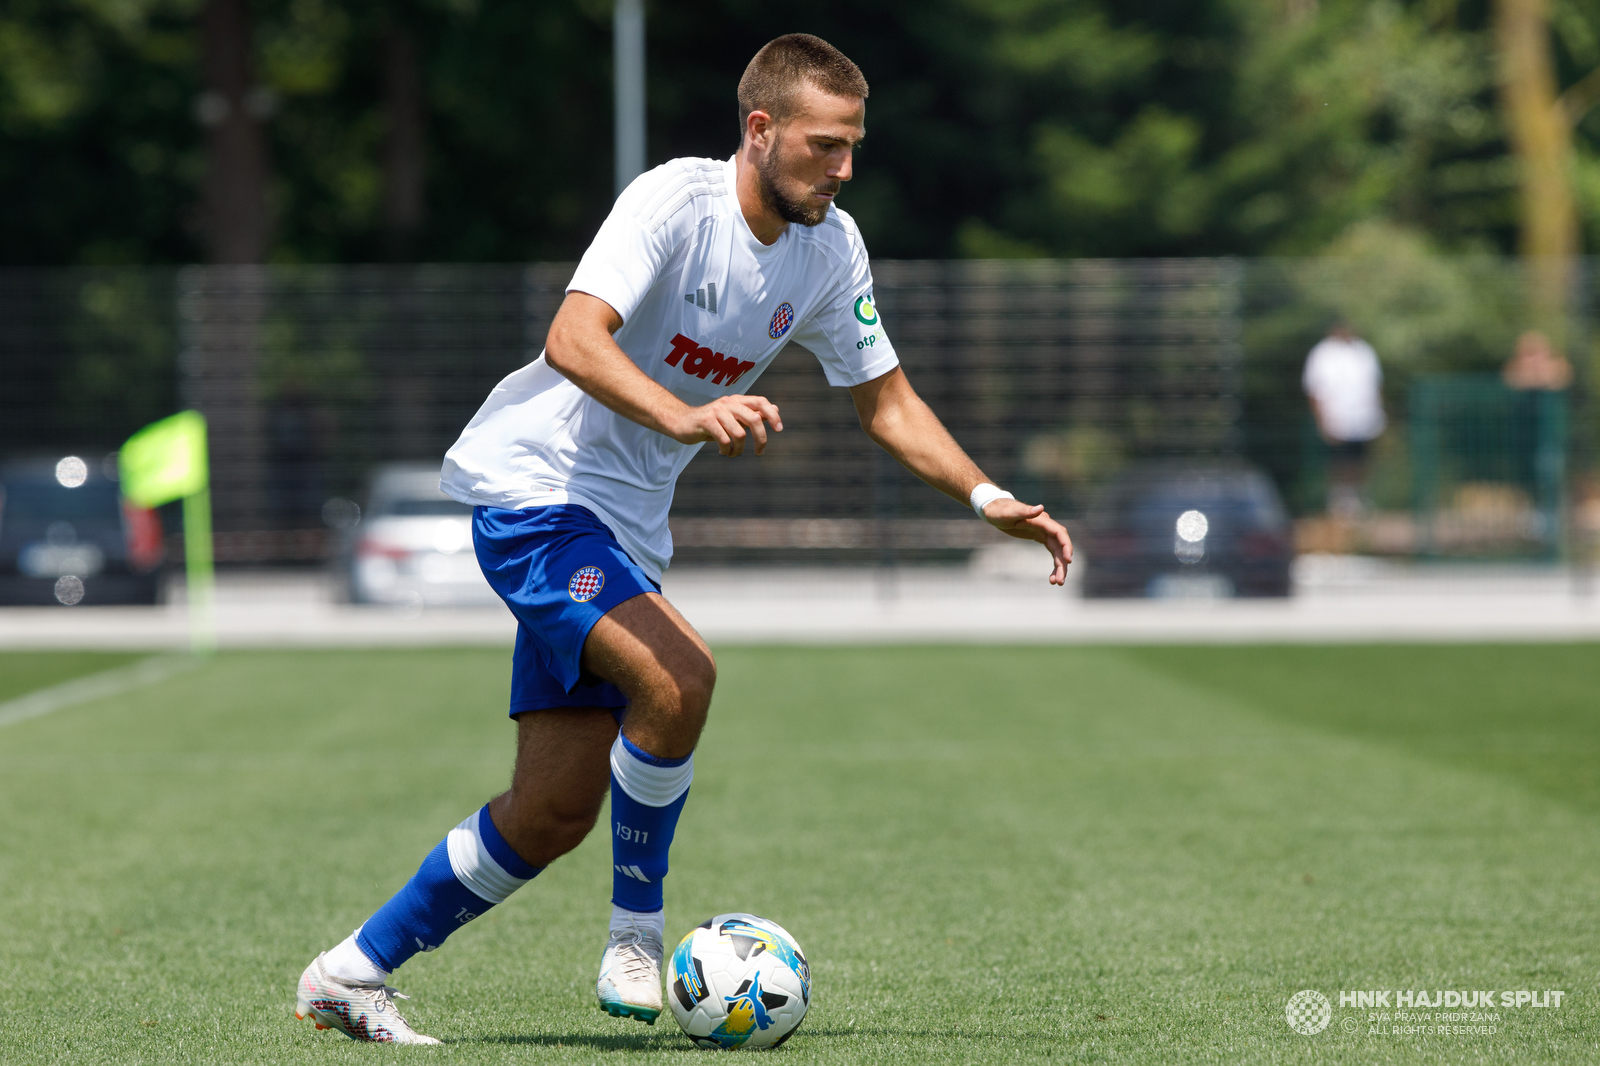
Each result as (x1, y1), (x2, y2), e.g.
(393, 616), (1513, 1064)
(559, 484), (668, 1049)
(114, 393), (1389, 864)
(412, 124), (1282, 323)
(685, 282), (718, 313)
(664, 333), (756, 387)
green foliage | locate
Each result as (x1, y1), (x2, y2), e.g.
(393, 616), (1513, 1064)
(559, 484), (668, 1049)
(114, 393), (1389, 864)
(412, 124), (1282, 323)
(2, 0), (1600, 263)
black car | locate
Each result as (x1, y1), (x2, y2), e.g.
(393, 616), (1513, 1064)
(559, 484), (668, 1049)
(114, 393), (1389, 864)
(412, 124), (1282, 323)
(1081, 462), (1293, 598)
(0, 456), (164, 605)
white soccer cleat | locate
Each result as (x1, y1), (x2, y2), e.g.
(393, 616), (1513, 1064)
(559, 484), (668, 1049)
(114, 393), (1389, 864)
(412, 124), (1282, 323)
(295, 952), (441, 1045)
(597, 927), (664, 1024)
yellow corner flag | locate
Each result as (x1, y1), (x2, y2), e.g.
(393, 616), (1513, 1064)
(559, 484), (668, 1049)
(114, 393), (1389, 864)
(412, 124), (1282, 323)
(120, 411), (214, 653)
(120, 410), (208, 507)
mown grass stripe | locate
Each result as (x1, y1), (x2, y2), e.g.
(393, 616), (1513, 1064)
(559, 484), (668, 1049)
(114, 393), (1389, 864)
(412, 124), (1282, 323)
(0, 654), (202, 729)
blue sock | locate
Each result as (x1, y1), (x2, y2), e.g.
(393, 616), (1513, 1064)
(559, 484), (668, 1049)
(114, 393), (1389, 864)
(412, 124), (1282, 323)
(355, 805), (542, 973)
(609, 733), (693, 913)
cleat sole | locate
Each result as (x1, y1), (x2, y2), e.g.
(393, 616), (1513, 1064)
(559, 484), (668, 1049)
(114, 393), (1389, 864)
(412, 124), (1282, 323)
(599, 1001), (660, 1024)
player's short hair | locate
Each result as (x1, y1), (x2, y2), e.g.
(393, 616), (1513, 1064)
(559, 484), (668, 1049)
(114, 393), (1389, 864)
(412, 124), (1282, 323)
(737, 34), (868, 136)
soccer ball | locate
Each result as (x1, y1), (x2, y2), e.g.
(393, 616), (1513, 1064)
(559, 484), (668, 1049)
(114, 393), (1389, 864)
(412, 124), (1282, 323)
(666, 913), (811, 1049)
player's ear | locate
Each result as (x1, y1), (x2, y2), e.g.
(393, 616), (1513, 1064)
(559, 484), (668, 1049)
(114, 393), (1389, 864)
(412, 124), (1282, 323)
(745, 109), (776, 151)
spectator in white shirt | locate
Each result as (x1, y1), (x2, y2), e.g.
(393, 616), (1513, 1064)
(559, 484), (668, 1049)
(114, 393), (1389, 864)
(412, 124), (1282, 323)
(1303, 322), (1385, 518)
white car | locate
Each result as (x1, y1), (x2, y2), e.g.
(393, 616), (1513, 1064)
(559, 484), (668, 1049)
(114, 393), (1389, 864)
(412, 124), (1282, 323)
(342, 465), (498, 607)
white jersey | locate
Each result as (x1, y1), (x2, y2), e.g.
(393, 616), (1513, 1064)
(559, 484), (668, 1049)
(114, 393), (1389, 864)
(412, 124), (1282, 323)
(441, 155), (899, 581)
(1302, 336), (1385, 442)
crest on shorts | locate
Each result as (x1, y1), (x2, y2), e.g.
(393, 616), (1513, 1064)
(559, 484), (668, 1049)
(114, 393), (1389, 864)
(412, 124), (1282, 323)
(568, 566), (605, 602)
(768, 302), (795, 339)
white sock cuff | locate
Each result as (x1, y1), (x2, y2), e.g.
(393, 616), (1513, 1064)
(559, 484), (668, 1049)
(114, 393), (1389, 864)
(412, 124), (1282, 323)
(446, 810), (533, 905)
(610, 904), (665, 942)
(325, 929), (388, 985)
(609, 734), (693, 807)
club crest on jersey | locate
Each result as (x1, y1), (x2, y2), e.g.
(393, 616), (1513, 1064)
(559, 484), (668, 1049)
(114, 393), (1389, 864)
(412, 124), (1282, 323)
(568, 566), (605, 602)
(768, 302), (795, 340)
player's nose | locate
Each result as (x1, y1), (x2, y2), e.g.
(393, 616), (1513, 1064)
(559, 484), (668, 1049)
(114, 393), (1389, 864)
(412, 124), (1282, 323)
(828, 150), (853, 183)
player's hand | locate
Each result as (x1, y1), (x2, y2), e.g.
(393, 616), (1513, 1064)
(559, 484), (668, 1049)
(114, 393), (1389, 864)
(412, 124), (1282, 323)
(981, 498), (1074, 586)
(676, 394), (783, 456)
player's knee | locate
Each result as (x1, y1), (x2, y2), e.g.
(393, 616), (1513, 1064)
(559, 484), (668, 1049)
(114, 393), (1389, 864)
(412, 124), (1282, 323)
(671, 658), (715, 719)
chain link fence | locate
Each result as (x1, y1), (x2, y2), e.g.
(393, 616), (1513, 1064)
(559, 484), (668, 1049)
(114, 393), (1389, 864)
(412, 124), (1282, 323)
(1, 258), (1590, 569)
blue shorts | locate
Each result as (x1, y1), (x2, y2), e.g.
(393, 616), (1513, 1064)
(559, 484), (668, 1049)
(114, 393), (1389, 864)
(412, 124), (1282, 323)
(473, 504), (659, 717)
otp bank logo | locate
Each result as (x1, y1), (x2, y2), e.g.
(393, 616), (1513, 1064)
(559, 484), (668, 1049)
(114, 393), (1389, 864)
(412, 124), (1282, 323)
(664, 333), (756, 387)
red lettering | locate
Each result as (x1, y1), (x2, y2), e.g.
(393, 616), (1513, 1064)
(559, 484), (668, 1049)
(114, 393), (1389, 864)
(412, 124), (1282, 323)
(710, 352), (757, 386)
(684, 345), (715, 378)
(664, 332), (756, 387)
(664, 333), (697, 366)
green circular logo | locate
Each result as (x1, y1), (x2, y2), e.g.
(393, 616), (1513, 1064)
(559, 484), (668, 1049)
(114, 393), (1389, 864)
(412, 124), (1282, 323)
(854, 295), (878, 326)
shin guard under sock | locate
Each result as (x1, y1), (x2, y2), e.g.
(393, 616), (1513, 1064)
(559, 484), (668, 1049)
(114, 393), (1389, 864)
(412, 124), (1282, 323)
(608, 733), (693, 913)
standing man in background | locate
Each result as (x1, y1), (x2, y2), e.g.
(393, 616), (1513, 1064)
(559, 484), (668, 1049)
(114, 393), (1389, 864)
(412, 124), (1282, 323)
(293, 33), (1071, 1045)
(1303, 321), (1385, 518)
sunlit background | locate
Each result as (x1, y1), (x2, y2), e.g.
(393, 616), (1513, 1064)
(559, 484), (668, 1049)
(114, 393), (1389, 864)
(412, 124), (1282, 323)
(2, 0), (1598, 604)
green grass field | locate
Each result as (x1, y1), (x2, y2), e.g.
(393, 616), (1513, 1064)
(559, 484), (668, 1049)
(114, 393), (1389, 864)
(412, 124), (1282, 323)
(1, 644), (1597, 1064)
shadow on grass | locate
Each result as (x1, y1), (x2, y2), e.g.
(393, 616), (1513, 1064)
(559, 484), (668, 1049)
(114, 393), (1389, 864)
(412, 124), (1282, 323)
(454, 1026), (1005, 1051)
(452, 1033), (688, 1051)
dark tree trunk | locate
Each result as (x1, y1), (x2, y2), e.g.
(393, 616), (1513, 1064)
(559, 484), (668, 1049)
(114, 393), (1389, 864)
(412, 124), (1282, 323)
(383, 25), (427, 259)
(199, 0), (271, 264)
(193, 0), (270, 534)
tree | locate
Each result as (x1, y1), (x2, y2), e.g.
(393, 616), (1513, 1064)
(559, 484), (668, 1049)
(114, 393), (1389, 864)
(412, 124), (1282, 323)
(4, 0), (1599, 266)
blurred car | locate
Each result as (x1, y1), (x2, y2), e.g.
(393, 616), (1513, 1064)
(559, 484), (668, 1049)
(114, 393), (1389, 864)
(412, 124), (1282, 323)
(1081, 462), (1293, 598)
(0, 455), (164, 605)
(338, 464), (498, 607)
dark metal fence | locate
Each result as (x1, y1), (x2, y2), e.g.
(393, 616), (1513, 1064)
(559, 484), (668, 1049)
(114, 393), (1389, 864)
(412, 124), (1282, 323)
(1, 258), (1589, 566)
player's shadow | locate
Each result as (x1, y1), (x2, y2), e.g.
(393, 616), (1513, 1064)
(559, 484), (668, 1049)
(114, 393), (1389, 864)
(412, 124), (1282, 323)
(455, 1033), (692, 1052)
(458, 1026), (940, 1051)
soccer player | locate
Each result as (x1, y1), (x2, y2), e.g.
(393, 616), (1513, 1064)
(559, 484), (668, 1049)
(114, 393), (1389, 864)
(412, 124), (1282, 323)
(295, 33), (1071, 1044)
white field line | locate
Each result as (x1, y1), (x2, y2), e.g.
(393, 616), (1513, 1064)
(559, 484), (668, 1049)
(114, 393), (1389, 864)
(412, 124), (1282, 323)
(0, 654), (202, 730)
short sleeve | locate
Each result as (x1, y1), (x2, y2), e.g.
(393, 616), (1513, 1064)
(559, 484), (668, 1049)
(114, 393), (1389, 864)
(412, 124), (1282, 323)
(1360, 341), (1382, 381)
(566, 181), (673, 324)
(788, 228), (900, 388)
(1302, 344), (1324, 394)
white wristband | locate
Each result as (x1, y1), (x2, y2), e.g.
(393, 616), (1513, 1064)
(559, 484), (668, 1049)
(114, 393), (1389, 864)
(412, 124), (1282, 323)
(969, 482), (1014, 519)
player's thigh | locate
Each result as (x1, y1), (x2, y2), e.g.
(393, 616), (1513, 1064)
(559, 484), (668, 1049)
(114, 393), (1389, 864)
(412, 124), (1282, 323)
(506, 707), (619, 819)
(581, 592), (716, 706)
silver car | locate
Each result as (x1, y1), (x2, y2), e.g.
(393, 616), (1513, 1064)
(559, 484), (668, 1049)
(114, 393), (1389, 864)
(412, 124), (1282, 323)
(341, 465), (498, 607)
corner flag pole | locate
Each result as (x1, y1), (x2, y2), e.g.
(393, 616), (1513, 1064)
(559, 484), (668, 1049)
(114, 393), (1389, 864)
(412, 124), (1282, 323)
(119, 411), (215, 655)
(181, 485), (216, 654)
(614, 0), (645, 197)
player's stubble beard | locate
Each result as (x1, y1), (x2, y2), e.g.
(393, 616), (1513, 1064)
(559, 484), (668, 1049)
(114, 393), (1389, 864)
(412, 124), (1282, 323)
(757, 137), (839, 228)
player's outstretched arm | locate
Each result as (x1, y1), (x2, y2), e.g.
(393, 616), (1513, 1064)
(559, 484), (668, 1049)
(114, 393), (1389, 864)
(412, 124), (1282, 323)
(849, 367), (1073, 585)
(546, 292), (783, 457)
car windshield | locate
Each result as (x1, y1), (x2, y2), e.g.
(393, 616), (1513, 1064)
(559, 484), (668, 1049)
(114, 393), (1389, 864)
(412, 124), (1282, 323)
(0, 480), (123, 547)
(379, 498), (474, 517)
(1, 481), (122, 542)
(1107, 474), (1286, 530)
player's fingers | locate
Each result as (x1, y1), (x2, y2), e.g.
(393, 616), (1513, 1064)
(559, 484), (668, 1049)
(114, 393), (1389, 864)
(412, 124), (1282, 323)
(719, 410), (747, 456)
(703, 412), (732, 453)
(755, 397), (783, 432)
(745, 409), (769, 454)
(984, 499), (1045, 526)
